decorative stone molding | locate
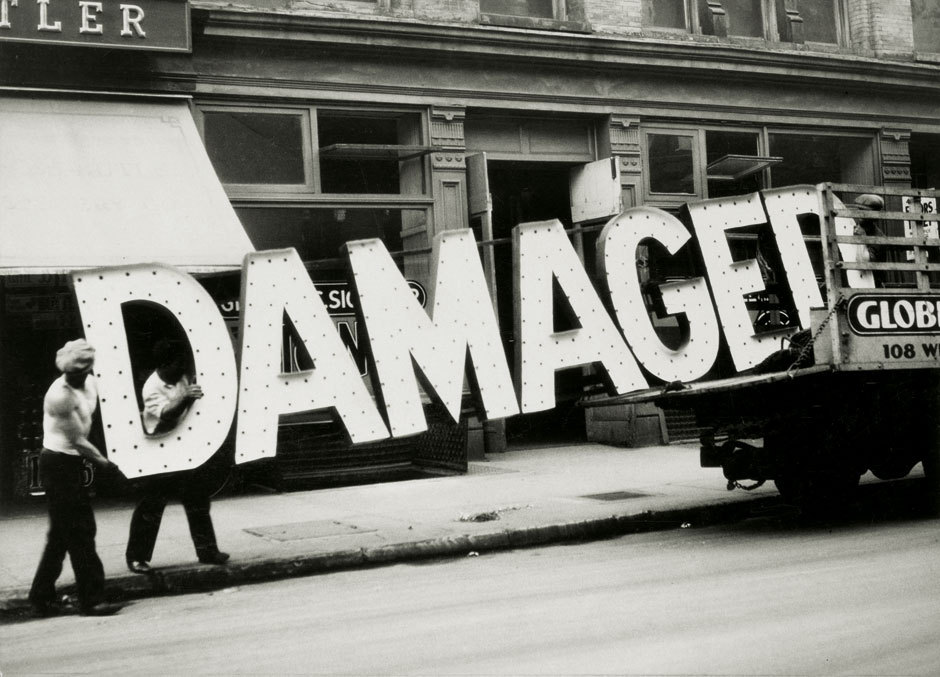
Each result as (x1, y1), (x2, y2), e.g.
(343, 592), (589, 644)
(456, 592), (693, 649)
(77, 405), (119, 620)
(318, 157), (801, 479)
(701, 0), (727, 38)
(880, 127), (912, 185)
(780, 0), (804, 44)
(430, 105), (466, 170)
(609, 114), (641, 175)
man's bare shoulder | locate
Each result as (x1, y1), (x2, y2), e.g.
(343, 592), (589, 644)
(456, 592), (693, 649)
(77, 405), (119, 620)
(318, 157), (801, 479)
(44, 380), (76, 415)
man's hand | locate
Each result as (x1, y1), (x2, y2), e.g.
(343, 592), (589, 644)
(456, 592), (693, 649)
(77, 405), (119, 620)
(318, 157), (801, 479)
(182, 384), (204, 401)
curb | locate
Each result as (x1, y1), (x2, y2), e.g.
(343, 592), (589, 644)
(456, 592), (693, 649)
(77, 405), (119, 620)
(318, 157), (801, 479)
(0, 494), (780, 622)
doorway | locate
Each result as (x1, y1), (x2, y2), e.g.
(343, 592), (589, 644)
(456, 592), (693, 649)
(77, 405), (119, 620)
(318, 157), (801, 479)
(486, 160), (586, 446)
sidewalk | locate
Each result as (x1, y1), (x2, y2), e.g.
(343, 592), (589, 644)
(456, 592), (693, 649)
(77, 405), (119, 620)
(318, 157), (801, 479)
(0, 443), (782, 617)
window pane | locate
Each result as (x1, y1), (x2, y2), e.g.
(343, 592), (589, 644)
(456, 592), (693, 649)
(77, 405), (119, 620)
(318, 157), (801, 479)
(705, 130), (761, 198)
(778, 0), (837, 43)
(644, 0), (687, 28)
(648, 133), (695, 194)
(768, 133), (871, 186)
(723, 0), (764, 37)
(480, 0), (555, 18)
(800, 0), (837, 42)
(317, 112), (425, 195)
(912, 0), (940, 52)
(234, 207), (411, 264)
(203, 111), (306, 185)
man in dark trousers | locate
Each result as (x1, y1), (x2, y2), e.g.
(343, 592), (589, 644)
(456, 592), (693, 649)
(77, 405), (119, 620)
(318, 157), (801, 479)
(29, 339), (123, 617)
(125, 339), (229, 574)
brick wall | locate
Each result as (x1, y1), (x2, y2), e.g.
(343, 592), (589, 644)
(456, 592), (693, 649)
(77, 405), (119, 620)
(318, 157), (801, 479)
(587, 0), (642, 34)
(847, 0), (915, 54)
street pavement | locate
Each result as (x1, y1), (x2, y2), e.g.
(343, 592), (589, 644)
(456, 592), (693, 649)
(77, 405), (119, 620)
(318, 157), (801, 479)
(0, 442), (797, 618)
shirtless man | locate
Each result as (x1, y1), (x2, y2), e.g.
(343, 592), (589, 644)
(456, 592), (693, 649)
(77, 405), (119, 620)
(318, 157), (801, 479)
(28, 339), (123, 617)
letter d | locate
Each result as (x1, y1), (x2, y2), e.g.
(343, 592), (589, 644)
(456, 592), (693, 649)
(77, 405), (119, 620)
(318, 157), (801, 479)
(71, 264), (237, 478)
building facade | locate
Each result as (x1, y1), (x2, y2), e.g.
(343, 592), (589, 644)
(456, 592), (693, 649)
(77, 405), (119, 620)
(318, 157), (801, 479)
(2, 0), (940, 500)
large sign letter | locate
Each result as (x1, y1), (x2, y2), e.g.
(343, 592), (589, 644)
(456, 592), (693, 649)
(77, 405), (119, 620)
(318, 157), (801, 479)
(688, 193), (796, 370)
(345, 232), (519, 438)
(71, 264), (237, 478)
(236, 249), (388, 464)
(514, 219), (646, 413)
(761, 186), (826, 324)
(599, 207), (719, 382)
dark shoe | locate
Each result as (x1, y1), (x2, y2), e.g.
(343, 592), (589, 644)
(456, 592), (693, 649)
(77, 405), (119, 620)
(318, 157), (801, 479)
(197, 550), (230, 565)
(127, 560), (152, 574)
(30, 602), (61, 618)
(79, 602), (123, 617)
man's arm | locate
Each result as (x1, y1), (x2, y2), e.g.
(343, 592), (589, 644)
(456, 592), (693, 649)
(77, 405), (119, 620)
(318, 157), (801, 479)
(143, 382), (203, 425)
(45, 392), (114, 469)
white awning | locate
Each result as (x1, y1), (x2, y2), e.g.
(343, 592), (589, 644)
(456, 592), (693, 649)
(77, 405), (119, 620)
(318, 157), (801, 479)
(0, 95), (254, 274)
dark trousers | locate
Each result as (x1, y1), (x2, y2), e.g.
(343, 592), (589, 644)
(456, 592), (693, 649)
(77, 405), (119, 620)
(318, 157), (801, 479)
(29, 450), (105, 611)
(126, 473), (220, 563)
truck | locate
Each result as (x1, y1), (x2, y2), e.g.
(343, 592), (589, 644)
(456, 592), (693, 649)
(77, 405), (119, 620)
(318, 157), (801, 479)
(589, 183), (940, 511)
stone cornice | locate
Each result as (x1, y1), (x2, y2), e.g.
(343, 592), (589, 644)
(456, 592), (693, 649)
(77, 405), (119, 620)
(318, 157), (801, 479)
(191, 7), (940, 95)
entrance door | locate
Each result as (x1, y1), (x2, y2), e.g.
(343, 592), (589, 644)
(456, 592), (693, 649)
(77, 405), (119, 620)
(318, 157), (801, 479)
(477, 158), (621, 445)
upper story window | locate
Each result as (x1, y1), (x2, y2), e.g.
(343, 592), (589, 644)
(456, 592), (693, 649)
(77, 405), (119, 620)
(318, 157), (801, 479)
(479, 0), (589, 31)
(912, 0), (940, 52)
(199, 105), (431, 198)
(644, 0), (842, 44)
(480, 0), (556, 18)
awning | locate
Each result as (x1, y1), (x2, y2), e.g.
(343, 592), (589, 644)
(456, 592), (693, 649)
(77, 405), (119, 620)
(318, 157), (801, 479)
(0, 94), (254, 274)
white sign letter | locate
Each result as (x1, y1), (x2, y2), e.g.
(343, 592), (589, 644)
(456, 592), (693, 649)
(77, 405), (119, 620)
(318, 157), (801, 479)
(36, 0), (61, 31)
(599, 207), (719, 382)
(761, 186), (826, 324)
(236, 249), (388, 464)
(345, 232), (519, 438)
(71, 264), (238, 479)
(120, 3), (145, 36)
(514, 219), (646, 413)
(79, 1), (103, 34)
(688, 192), (795, 370)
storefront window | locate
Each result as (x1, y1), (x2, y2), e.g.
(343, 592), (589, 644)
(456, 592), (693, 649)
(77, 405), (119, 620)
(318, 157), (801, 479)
(203, 111), (308, 186)
(480, 0), (556, 18)
(643, 0), (688, 28)
(912, 0), (940, 52)
(200, 105), (429, 197)
(648, 133), (695, 195)
(768, 133), (873, 187)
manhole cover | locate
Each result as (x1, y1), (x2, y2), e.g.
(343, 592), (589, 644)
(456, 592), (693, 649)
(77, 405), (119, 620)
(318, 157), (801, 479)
(244, 520), (374, 541)
(580, 490), (649, 502)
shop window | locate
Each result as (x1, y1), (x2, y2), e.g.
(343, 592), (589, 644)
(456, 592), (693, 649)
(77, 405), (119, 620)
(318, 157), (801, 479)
(643, 0), (689, 28)
(203, 110), (308, 187)
(912, 0), (940, 53)
(648, 133), (696, 195)
(317, 111), (426, 195)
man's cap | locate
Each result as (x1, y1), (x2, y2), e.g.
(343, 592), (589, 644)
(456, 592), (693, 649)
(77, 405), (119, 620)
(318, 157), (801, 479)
(55, 339), (95, 373)
(855, 194), (885, 211)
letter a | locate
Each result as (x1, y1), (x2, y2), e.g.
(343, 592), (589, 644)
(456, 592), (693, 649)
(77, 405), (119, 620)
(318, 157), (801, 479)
(235, 249), (388, 465)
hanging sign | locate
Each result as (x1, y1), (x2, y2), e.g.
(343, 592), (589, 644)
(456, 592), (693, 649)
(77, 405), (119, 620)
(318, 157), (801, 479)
(0, 0), (190, 52)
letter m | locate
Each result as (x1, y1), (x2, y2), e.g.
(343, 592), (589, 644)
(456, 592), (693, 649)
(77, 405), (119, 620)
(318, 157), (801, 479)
(345, 230), (519, 438)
